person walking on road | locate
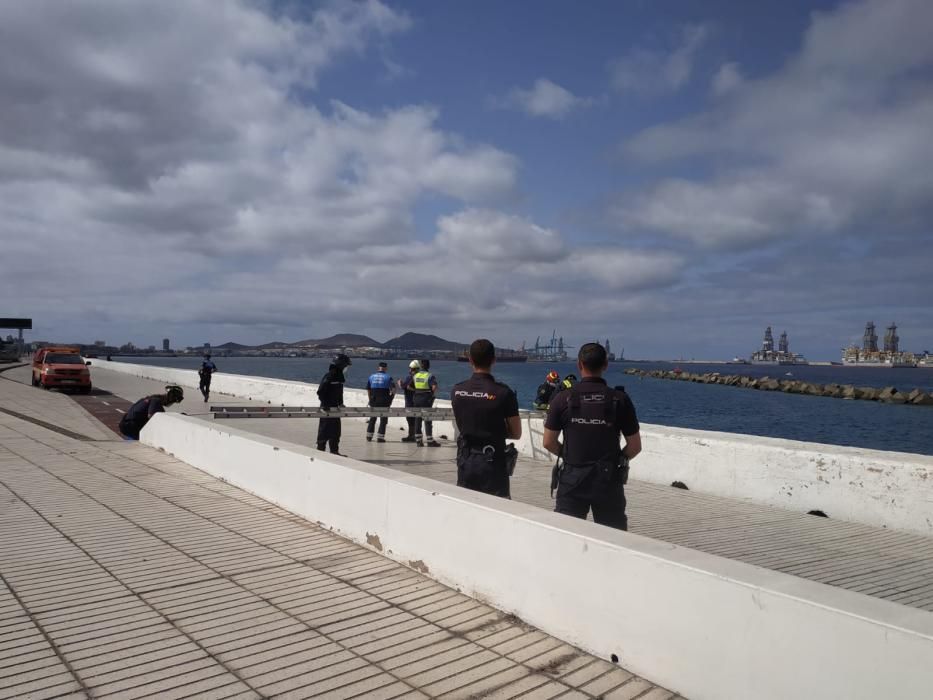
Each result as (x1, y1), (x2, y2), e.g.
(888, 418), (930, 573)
(366, 361), (395, 443)
(398, 360), (420, 443)
(119, 385), (184, 440)
(198, 354), (217, 403)
(317, 353), (351, 454)
(543, 342), (641, 531)
(412, 358), (441, 447)
(451, 339), (522, 498)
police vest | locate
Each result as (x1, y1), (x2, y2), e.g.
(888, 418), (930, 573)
(413, 371), (434, 392)
(563, 385), (623, 466)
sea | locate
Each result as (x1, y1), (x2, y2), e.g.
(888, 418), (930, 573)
(115, 357), (933, 457)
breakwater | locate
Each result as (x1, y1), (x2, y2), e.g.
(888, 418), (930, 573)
(625, 368), (933, 406)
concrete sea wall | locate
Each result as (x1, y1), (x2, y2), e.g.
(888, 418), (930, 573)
(141, 414), (933, 700)
(95, 359), (933, 535)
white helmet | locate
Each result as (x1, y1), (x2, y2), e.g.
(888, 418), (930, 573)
(409, 360), (421, 369)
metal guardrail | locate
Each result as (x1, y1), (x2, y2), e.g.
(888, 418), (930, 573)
(210, 406), (457, 420)
(210, 405), (547, 420)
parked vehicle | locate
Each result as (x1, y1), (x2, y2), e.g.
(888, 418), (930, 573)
(0, 341), (20, 363)
(31, 346), (92, 393)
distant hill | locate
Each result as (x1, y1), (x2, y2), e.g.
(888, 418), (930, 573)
(291, 333), (383, 348)
(383, 332), (466, 351)
(254, 342), (292, 350)
(214, 342), (250, 350)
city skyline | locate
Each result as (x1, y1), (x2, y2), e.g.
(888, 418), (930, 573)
(2, 0), (931, 359)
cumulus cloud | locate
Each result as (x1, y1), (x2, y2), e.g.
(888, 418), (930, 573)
(495, 78), (590, 119)
(711, 62), (742, 96)
(0, 0), (687, 347)
(618, 0), (933, 247)
(610, 24), (710, 95)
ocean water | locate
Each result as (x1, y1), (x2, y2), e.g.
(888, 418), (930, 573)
(116, 356), (933, 456)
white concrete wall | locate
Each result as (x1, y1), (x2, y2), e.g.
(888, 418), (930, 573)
(96, 359), (933, 535)
(89, 359), (456, 439)
(142, 414), (933, 700)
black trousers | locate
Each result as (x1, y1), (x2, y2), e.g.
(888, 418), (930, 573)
(366, 415), (388, 438)
(199, 375), (211, 398)
(456, 450), (510, 499)
(555, 466), (627, 531)
(413, 396), (434, 440)
(316, 417), (341, 453)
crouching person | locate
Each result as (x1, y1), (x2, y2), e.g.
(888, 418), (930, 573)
(119, 385), (184, 440)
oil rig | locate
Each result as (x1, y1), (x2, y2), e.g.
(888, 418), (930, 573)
(842, 322), (916, 367)
(750, 327), (809, 365)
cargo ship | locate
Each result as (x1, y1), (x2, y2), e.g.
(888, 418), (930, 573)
(457, 348), (528, 363)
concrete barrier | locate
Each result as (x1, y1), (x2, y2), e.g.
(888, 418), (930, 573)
(142, 413), (933, 700)
(96, 360), (933, 535)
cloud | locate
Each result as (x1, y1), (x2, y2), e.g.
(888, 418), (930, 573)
(609, 24), (710, 95)
(0, 1), (686, 348)
(618, 0), (933, 247)
(495, 78), (591, 119)
(711, 62), (742, 96)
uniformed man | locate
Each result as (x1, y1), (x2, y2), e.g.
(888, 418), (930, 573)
(533, 370), (560, 410)
(559, 373), (577, 392)
(119, 385), (184, 440)
(316, 353), (351, 454)
(198, 354), (217, 402)
(543, 342), (641, 530)
(366, 361), (395, 443)
(451, 339), (521, 498)
(412, 358), (441, 447)
(398, 360), (420, 443)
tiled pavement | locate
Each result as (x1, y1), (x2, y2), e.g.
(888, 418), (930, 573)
(64, 364), (933, 614)
(0, 373), (676, 699)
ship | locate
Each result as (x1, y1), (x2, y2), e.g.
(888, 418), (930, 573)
(842, 322), (917, 367)
(749, 327), (809, 365)
(457, 346), (528, 363)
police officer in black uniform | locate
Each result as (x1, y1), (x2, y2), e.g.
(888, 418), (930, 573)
(451, 339), (522, 498)
(543, 342), (641, 530)
(316, 353), (351, 454)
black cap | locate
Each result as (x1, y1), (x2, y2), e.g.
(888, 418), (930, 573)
(378, 361), (388, 368)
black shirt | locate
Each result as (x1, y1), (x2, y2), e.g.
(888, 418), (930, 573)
(121, 395), (166, 436)
(545, 377), (639, 465)
(451, 372), (519, 450)
(317, 367), (345, 408)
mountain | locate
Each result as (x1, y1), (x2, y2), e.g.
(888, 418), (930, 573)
(214, 342), (251, 350)
(290, 333), (383, 348)
(382, 332), (466, 351)
(254, 342), (292, 349)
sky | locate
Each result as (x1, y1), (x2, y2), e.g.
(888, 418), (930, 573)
(1, 0), (932, 360)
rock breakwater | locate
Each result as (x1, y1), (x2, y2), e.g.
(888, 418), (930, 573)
(623, 368), (933, 406)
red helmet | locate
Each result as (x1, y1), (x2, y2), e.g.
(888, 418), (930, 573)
(546, 370), (559, 382)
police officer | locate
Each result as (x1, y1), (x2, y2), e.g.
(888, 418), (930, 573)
(316, 353), (351, 454)
(451, 339), (522, 498)
(366, 361), (395, 443)
(412, 358), (441, 447)
(543, 342), (641, 531)
(398, 360), (420, 442)
(198, 354), (217, 402)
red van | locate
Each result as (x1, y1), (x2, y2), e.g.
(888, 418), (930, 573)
(31, 347), (92, 393)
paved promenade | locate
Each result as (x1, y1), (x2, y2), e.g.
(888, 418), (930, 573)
(0, 368), (673, 699)
(61, 365), (933, 614)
